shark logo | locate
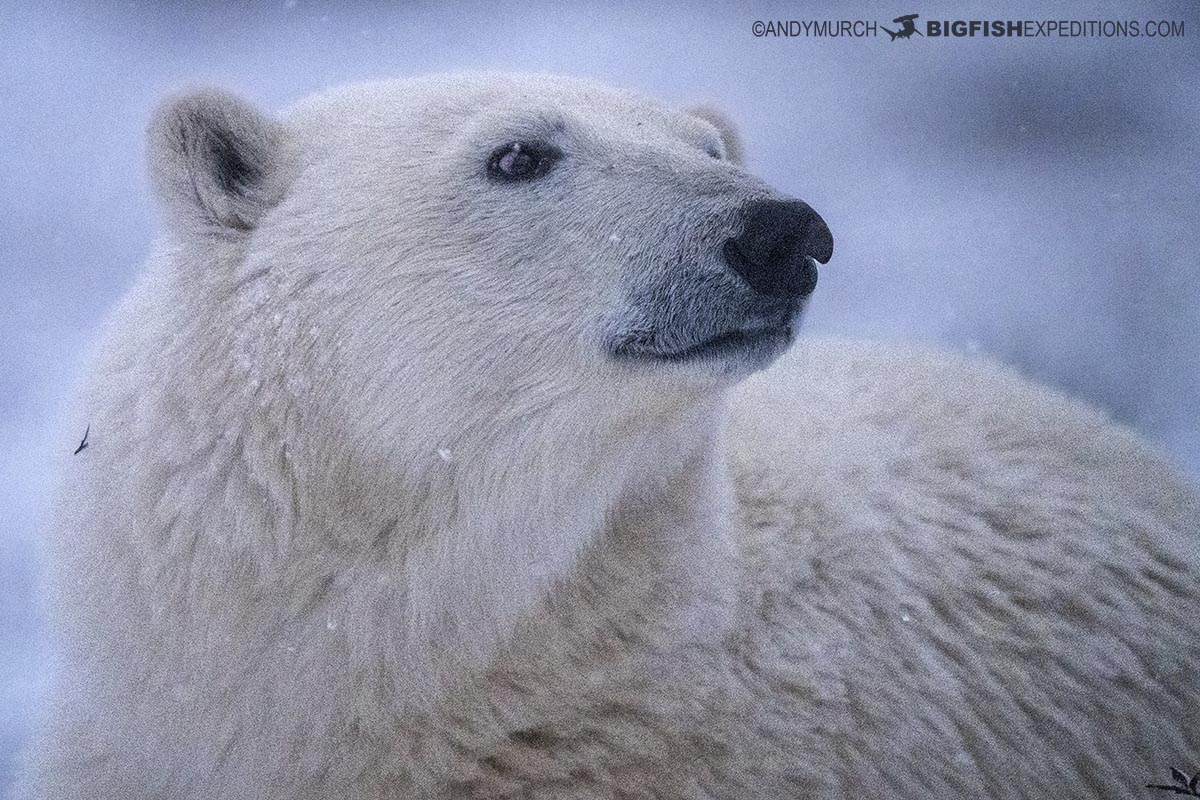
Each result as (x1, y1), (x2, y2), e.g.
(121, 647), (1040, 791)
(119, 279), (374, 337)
(882, 13), (922, 40)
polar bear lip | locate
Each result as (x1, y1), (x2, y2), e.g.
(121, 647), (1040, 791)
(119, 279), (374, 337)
(616, 324), (794, 364)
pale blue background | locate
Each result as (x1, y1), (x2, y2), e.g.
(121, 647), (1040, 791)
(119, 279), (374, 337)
(1, 0), (1196, 792)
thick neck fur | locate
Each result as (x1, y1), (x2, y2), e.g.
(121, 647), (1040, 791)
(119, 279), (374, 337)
(301, 388), (737, 706)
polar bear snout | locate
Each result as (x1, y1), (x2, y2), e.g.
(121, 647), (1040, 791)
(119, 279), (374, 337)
(723, 199), (833, 300)
(602, 196), (833, 372)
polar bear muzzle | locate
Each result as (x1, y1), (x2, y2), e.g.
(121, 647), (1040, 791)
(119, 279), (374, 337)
(610, 195), (833, 372)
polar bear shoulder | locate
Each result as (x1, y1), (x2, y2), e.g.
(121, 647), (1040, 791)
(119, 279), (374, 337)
(724, 337), (1199, 797)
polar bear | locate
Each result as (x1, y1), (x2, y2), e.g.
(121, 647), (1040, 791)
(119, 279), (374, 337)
(16, 73), (1199, 800)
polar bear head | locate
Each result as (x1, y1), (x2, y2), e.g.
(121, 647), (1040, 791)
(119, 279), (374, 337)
(144, 73), (832, 690)
(149, 73), (832, 422)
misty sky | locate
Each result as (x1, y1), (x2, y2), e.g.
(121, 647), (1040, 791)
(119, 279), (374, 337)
(1, 1), (1197, 793)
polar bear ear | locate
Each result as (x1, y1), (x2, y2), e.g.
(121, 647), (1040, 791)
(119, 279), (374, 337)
(147, 89), (288, 235)
(686, 105), (744, 165)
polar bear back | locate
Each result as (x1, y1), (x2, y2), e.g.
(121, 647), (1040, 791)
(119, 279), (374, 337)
(726, 338), (1199, 797)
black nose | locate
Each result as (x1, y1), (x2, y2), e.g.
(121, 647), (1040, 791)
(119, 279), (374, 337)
(723, 199), (834, 299)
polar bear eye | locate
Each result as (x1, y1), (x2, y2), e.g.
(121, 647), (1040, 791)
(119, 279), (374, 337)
(487, 141), (562, 182)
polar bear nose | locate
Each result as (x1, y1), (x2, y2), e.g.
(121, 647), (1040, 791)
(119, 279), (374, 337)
(723, 199), (834, 299)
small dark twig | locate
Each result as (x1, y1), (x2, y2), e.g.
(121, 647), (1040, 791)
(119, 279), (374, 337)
(73, 425), (89, 455)
(1147, 767), (1200, 796)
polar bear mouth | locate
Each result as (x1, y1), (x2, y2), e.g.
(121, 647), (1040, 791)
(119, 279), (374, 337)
(615, 324), (794, 363)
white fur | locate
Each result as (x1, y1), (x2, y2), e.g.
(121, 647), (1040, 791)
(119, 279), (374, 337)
(16, 74), (1199, 799)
